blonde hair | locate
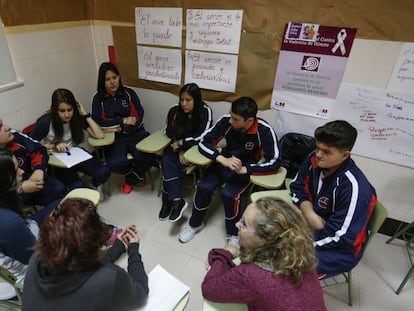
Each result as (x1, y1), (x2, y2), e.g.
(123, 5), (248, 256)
(240, 197), (317, 285)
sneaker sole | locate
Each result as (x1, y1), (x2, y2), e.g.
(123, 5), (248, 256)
(169, 201), (189, 223)
(159, 214), (170, 221)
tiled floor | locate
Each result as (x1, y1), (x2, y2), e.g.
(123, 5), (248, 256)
(98, 170), (414, 310)
(3, 169), (412, 310)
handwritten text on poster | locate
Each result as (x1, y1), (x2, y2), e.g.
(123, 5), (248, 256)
(186, 9), (243, 54)
(185, 50), (238, 92)
(135, 7), (182, 47)
(137, 46), (181, 85)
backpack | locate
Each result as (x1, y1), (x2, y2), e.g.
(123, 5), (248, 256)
(279, 132), (316, 178)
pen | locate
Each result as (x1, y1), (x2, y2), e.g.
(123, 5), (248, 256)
(66, 142), (72, 156)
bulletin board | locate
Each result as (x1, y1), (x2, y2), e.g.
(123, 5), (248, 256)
(1, 0), (414, 109)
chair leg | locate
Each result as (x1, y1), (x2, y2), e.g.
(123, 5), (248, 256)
(395, 264), (414, 295)
(347, 271), (352, 306)
(386, 222), (414, 244)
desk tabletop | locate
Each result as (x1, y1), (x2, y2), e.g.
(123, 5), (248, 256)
(136, 129), (171, 153)
(250, 189), (293, 206)
(249, 167), (287, 189)
(48, 154), (67, 168)
(88, 132), (115, 147)
(183, 145), (212, 166)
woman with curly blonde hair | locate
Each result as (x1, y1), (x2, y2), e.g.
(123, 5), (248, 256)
(202, 197), (326, 310)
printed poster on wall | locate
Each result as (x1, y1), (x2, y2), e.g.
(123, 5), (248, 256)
(185, 50), (238, 92)
(271, 22), (356, 119)
(135, 7), (182, 47)
(137, 46), (181, 85)
(186, 9), (243, 54)
(388, 42), (414, 94)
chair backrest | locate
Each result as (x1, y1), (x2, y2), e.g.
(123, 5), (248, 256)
(366, 200), (388, 246)
(279, 133), (316, 178)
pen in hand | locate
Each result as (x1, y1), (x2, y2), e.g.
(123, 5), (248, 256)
(66, 142), (72, 156)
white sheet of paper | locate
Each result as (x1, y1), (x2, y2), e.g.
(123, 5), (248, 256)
(53, 147), (92, 168)
(138, 264), (190, 311)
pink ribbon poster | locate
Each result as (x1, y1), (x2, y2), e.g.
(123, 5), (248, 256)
(271, 22), (356, 119)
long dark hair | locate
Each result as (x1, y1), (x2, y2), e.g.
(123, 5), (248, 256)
(50, 88), (85, 145)
(0, 148), (23, 217)
(172, 83), (204, 139)
(97, 62), (126, 101)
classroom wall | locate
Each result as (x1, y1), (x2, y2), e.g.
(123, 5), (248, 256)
(1, 20), (413, 223)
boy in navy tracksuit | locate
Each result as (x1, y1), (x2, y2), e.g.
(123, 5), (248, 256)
(178, 97), (281, 245)
(290, 120), (377, 278)
(0, 119), (66, 224)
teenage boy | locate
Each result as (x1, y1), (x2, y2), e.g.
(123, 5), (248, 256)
(290, 120), (377, 278)
(178, 97), (281, 245)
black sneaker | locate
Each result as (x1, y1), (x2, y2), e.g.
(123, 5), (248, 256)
(159, 202), (172, 221)
(169, 199), (188, 223)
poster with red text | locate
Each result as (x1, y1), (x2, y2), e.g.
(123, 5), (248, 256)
(271, 22), (356, 119)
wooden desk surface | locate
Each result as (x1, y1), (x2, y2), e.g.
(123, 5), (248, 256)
(136, 129), (171, 153)
(183, 145), (213, 166)
(88, 132), (115, 147)
(249, 167), (287, 189)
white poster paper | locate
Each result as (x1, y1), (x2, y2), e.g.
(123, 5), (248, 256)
(137, 46), (181, 85)
(186, 9), (243, 54)
(185, 50), (238, 92)
(388, 42), (414, 94)
(135, 7), (182, 47)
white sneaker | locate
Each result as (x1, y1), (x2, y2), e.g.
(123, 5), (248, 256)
(178, 223), (204, 243)
(227, 235), (240, 250)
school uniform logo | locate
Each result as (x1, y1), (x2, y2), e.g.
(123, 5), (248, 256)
(245, 142), (254, 150)
(122, 99), (129, 108)
(318, 197), (329, 209)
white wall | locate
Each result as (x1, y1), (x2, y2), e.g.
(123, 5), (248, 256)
(1, 23), (412, 222)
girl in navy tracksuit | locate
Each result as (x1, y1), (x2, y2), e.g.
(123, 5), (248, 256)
(159, 83), (213, 222)
(91, 62), (154, 194)
(31, 88), (111, 191)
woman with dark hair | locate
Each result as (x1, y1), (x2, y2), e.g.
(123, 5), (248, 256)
(22, 198), (149, 311)
(30, 88), (111, 194)
(202, 197), (326, 310)
(159, 83), (213, 222)
(0, 148), (38, 300)
(91, 62), (155, 194)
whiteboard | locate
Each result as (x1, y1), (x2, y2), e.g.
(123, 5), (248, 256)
(275, 83), (414, 168)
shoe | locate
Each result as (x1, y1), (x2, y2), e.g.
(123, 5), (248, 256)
(159, 202), (172, 221)
(121, 182), (133, 194)
(178, 223), (204, 243)
(106, 225), (123, 246)
(227, 235), (240, 250)
(169, 199), (188, 223)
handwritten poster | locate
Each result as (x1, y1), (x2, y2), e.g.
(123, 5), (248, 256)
(276, 83), (414, 168)
(388, 42), (414, 94)
(185, 50), (238, 92)
(135, 7), (182, 47)
(137, 46), (181, 85)
(186, 9), (243, 54)
(271, 22), (356, 119)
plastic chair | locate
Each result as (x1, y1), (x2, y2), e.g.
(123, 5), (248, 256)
(0, 265), (23, 310)
(320, 201), (388, 306)
(386, 220), (414, 294)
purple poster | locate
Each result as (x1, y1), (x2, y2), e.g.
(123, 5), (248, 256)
(271, 22), (357, 119)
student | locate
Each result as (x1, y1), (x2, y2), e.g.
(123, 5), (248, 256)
(0, 118), (66, 224)
(0, 148), (38, 300)
(22, 198), (149, 311)
(159, 83), (213, 222)
(30, 88), (111, 195)
(202, 197), (326, 311)
(178, 97), (281, 246)
(91, 62), (155, 194)
(290, 120), (377, 278)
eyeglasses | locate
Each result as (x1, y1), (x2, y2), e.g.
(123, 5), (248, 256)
(237, 216), (256, 232)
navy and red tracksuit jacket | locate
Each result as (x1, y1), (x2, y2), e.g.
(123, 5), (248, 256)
(290, 152), (377, 275)
(198, 115), (281, 175)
